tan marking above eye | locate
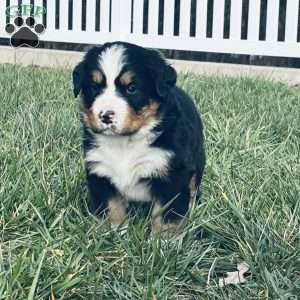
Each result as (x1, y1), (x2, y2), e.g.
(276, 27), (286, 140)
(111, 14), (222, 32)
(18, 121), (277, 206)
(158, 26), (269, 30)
(120, 71), (134, 86)
(91, 70), (103, 84)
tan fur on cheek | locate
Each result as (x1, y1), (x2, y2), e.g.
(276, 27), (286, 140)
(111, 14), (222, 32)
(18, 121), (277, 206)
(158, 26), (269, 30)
(108, 196), (127, 226)
(84, 110), (99, 129)
(123, 101), (160, 133)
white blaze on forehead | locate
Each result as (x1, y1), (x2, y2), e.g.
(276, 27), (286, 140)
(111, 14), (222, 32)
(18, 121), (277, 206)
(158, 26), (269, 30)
(91, 44), (129, 133)
(98, 44), (126, 86)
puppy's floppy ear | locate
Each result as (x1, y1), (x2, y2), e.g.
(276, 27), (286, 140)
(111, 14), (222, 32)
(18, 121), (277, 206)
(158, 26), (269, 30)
(72, 62), (84, 98)
(155, 64), (177, 97)
(147, 50), (177, 97)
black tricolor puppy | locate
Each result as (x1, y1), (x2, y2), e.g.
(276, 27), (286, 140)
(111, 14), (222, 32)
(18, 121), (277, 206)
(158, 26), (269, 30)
(73, 42), (205, 234)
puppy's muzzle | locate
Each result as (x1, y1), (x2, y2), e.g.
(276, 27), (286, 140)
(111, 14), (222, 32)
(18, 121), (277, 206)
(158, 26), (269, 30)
(99, 110), (115, 125)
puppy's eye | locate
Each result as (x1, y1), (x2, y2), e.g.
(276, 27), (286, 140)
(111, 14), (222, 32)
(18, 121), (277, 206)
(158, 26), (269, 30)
(126, 83), (137, 94)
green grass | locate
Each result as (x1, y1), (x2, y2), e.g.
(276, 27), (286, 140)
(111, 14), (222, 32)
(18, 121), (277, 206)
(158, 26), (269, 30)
(0, 63), (299, 299)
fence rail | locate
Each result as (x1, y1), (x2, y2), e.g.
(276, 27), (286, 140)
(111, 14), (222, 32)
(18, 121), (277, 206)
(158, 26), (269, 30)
(0, 0), (300, 58)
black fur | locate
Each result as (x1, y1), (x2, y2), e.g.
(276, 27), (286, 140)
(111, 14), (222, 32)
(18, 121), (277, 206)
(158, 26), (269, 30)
(73, 42), (205, 223)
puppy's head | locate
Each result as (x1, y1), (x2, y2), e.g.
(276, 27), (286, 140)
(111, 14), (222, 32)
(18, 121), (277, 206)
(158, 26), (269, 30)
(72, 42), (176, 135)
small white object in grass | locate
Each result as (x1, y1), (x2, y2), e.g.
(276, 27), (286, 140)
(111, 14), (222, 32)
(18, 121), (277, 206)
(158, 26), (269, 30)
(111, 223), (128, 236)
(218, 262), (250, 288)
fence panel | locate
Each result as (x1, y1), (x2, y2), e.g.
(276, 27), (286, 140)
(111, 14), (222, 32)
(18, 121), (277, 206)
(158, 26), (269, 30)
(1, 0), (300, 58)
(148, 0), (159, 35)
(0, 0), (6, 37)
(230, 0), (243, 40)
(212, 0), (225, 39)
(34, 0), (44, 18)
(59, 0), (69, 31)
(45, 0), (55, 30)
(196, 0), (208, 38)
(285, 1), (299, 42)
(21, 0), (31, 16)
(73, 0), (82, 32)
(100, 0), (110, 33)
(179, 0), (191, 37)
(247, 0), (261, 41)
(132, 0), (144, 35)
(86, 0), (96, 32)
(163, 0), (175, 36)
(7, 0), (18, 23)
(266, 0), (280, 41)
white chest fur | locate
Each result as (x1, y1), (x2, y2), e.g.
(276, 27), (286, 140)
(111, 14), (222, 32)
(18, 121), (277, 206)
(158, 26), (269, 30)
(85, 131), (173, 202)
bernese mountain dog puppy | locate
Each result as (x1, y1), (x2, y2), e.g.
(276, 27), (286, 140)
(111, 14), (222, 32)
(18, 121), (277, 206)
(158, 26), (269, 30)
(72, 42), (205, 235)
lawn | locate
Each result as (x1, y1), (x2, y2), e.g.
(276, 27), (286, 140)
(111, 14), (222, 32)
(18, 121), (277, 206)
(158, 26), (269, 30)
(0, 63), (299, 299)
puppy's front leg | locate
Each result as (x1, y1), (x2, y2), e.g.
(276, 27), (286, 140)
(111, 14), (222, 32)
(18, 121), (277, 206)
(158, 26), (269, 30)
(107, 196), (127, 226)
(151, 177), (191, 238)
(87, 173), (126, 226)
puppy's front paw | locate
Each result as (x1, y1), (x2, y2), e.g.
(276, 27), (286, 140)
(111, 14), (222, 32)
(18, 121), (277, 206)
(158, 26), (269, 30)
(111, 223), (128, 236)
(152, 202), (181, 239)
(108, 196), (127, 226)
(152, 219), (180, 239)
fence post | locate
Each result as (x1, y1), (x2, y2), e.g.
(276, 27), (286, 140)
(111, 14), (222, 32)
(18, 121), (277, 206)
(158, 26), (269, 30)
(285, 1), (300, 42)
(230, 0), (243, 40)
(148, 0), (159, 36)
(111, 0), (131, 42)
(212, 0), (225, 39)
(266, 0), (280, 41)
(0, 0), (7, 37)
(247, 0), (260, 41)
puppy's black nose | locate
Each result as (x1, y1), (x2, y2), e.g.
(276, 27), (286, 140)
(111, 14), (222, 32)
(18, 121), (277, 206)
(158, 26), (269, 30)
(99, 110), (115, 124)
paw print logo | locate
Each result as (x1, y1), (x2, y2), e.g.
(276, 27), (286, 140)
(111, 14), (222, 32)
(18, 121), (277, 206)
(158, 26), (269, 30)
(5, 16), (45, 48)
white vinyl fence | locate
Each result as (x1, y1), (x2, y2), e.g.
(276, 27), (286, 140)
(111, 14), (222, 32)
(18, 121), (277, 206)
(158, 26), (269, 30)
(0, 0), (300, 58)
